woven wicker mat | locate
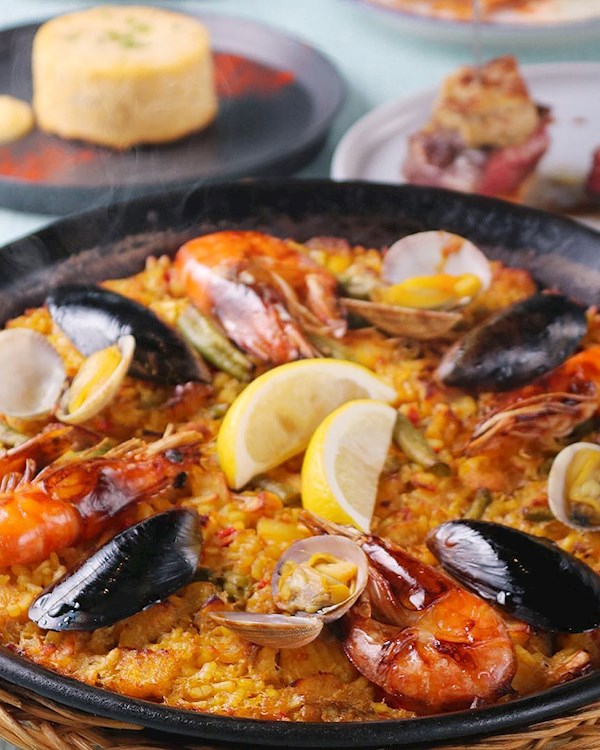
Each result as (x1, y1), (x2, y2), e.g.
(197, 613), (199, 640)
(0, 682), (599, 750)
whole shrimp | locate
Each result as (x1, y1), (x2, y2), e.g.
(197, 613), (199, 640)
(468, 346), (600, 453)
(0, 431), (202, 568)
(175, 231), (346, 363)
(301, 512), (516, 714)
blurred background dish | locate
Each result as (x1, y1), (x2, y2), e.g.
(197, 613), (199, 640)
(331, 62), (600, 230)
(0, 13), (344, 215)
(351, 0), (600, 43)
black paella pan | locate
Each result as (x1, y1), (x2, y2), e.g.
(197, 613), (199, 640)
(0, 179), (600, 748)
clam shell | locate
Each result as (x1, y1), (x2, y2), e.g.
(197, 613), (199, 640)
(342, 298), (461, 340)
(0, 329), (66, 419)
(272, 534), (368, 622)
(58, 335), (135, 425)
(548, 442), (600, 531)
(209, 611), (323, 648)
(382, 231), (492, 293)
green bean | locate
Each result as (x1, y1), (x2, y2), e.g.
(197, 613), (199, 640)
(207, 402), (229, 419)
(178, 306), (253, 382)
(223, 571), (253, 602)
(338, 267), (379, 300)
(307, 333), (355, 361)
(77, 439), (114, 459)
(0, 423), (27, 448)
(254, 476), (301, 506)
(52, 438), (115, 466)
(392, 412), (437, 468)
(429, 462), (452, 477)
(539, 456), (556, 477)
(522, 507), (554, 522)
(464, 488), (492, 520)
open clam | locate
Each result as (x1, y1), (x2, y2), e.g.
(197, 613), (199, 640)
(272, 535), (369, 622)
(208, 612), (323, 649)
(210, 534), (368, 648)
(58, 335), (135, 425)
(0, 329), (66, 419)
(342, 231), (491, 340)
(0, 328), (138, 426)
(548, 442), (600, 530)
(342, 298), (461, 340)
(382, 231), (492, 298)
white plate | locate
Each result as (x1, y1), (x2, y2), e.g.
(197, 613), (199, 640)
(331, 62), (600, 230)
(352, 0), (600, 43)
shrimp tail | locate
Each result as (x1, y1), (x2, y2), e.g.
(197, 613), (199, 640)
(341, 613), (435, 714)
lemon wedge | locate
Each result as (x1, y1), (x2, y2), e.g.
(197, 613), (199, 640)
(301, 399), (397, 531)
(217, 358), (395, 489)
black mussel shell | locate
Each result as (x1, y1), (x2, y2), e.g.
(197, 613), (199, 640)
(47, 284), (209, 384)
(436, 293), (586, 392)
(427, 520), (600, 633)
(29, 508), (201, 631)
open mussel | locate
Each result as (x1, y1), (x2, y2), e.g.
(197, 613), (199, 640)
(436, 293), (587, 391)
(29, 508), (201, 631)
(426, 520), (600, 633)
(47, 285), (209, 384)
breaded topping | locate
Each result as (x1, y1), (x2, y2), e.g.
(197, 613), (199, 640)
(429, 56), (541, 149)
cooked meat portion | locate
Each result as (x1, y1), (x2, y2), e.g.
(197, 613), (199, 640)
(431, 56), (541, 149)
(403, 56), (551, 200)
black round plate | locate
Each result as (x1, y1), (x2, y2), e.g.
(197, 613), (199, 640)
(1, 179), (600, 748)
(0, 12), (344, 215)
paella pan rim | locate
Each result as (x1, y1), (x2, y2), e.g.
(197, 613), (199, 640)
(0, 177), (599, 747)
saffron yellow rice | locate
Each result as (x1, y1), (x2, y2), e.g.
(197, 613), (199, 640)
(0, 242), (599, 722)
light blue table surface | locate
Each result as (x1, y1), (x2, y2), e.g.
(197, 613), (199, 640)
(0, 2), (599, 749)
(1, 0), (600, 247)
